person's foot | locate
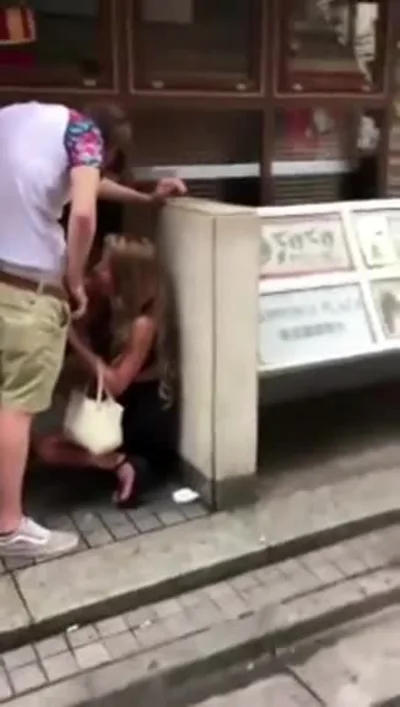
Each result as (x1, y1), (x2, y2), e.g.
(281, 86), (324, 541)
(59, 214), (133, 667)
(0, 517), (78, 558)
(113, 459), (135, 504)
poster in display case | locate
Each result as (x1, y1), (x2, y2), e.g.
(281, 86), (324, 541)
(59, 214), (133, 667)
(372, 279), (400, 339)
(260, 213), (352, 277)
(258, 284), (375, 370)
(352, 210), (400, 268)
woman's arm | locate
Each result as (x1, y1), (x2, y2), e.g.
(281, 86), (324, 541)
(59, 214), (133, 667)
(68, 315), (156, 398)
(67, 325), (98, 369)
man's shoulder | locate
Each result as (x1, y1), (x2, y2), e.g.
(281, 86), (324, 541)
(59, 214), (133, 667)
(0, 101), (69, 129)
(0, 101), (65, 114)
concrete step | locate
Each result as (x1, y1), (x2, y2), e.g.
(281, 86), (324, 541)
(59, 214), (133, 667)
(2, 524), (400, 705)
(2, 464), (400, 653)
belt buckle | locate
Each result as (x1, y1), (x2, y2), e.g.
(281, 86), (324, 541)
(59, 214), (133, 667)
(37, 280), (57, 296)
(36, 279), (46, 295)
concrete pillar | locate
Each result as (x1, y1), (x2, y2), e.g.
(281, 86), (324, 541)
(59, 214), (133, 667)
(160, 198), (260, 509)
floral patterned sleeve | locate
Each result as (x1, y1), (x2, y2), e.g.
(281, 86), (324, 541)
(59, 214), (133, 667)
(64, 109), (104, 170)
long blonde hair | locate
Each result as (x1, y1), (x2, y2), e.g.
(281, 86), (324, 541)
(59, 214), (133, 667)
(105, 234), (175, 407)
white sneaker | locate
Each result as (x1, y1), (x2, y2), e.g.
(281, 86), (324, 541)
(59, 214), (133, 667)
(0, 517), (78, 559)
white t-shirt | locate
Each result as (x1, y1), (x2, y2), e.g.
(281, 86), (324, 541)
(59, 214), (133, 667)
(0, 101), (103, 276)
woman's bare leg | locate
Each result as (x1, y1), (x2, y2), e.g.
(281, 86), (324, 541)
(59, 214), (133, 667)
(34, 434), (136, 502)
(112, 460), (136, 503)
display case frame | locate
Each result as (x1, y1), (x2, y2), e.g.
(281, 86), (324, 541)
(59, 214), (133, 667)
(127, 0), (264, 94)
(275, 0), (388, 96)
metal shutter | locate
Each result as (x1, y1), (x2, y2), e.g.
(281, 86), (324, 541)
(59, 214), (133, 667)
(185, 179), (223, 200)
(273, 175), (342, 205)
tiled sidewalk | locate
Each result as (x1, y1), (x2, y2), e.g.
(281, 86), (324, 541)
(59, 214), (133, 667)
(1, 468), (208, 576)
(1, 523), (400, 702)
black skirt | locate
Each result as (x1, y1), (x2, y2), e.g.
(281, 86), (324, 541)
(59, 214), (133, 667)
(120, 379), (178, 479)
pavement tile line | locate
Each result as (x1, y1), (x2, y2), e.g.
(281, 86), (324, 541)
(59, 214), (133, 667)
(0, 467), (397, 645)
(4, 509), (400, 656)
(1, 525), (400, 705)
(2, 491), (209, 577)
(2, 465), (400, 655)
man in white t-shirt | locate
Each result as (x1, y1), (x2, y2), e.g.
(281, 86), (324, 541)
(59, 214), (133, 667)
(0, 100), (186, 559)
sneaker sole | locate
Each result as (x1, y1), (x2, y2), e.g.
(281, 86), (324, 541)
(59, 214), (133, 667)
(0, 537), (79, 559)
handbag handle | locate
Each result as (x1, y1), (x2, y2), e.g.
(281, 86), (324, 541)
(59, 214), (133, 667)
(95, 362), (104, 405)
(95, 361), (115, 405)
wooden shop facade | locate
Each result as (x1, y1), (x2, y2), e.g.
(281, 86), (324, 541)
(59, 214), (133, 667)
(0, 0), (399, 208)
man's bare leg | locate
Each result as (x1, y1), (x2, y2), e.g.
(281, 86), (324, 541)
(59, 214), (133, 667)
(0, 408), (30, 533)
(0, 410), (79, 558)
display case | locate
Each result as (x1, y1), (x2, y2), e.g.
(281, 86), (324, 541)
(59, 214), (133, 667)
(129, 0), (262, 92)
(0, 0), (115, 89)
(277, 0), (385, 94)
(257, 200), (400, 374)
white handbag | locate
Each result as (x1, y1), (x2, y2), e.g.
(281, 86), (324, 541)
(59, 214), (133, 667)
(63, 366), (124, 456)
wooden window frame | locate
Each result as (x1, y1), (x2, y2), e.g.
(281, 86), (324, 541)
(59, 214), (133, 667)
(0, 0), (116, 91)
(128, 0), (263, 93)
(276, 0), (388, 95)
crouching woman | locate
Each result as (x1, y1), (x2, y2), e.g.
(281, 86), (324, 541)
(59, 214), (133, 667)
(35, 235), (177, 505)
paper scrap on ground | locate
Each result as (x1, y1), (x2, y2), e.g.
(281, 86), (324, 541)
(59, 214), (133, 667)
(173, 488), (199, 504)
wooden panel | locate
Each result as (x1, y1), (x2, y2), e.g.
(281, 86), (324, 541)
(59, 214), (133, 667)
(133, 110), (262, 165)
(0, 0), (115, 89)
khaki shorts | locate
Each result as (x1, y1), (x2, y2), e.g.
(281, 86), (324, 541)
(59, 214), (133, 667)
(0, 282), (69, 414)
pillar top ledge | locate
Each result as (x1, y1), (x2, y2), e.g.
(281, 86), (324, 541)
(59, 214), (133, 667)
(166, 196), (257, 217)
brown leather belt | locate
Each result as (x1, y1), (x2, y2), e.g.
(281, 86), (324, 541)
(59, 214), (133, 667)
(0, 270), (66, 302)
